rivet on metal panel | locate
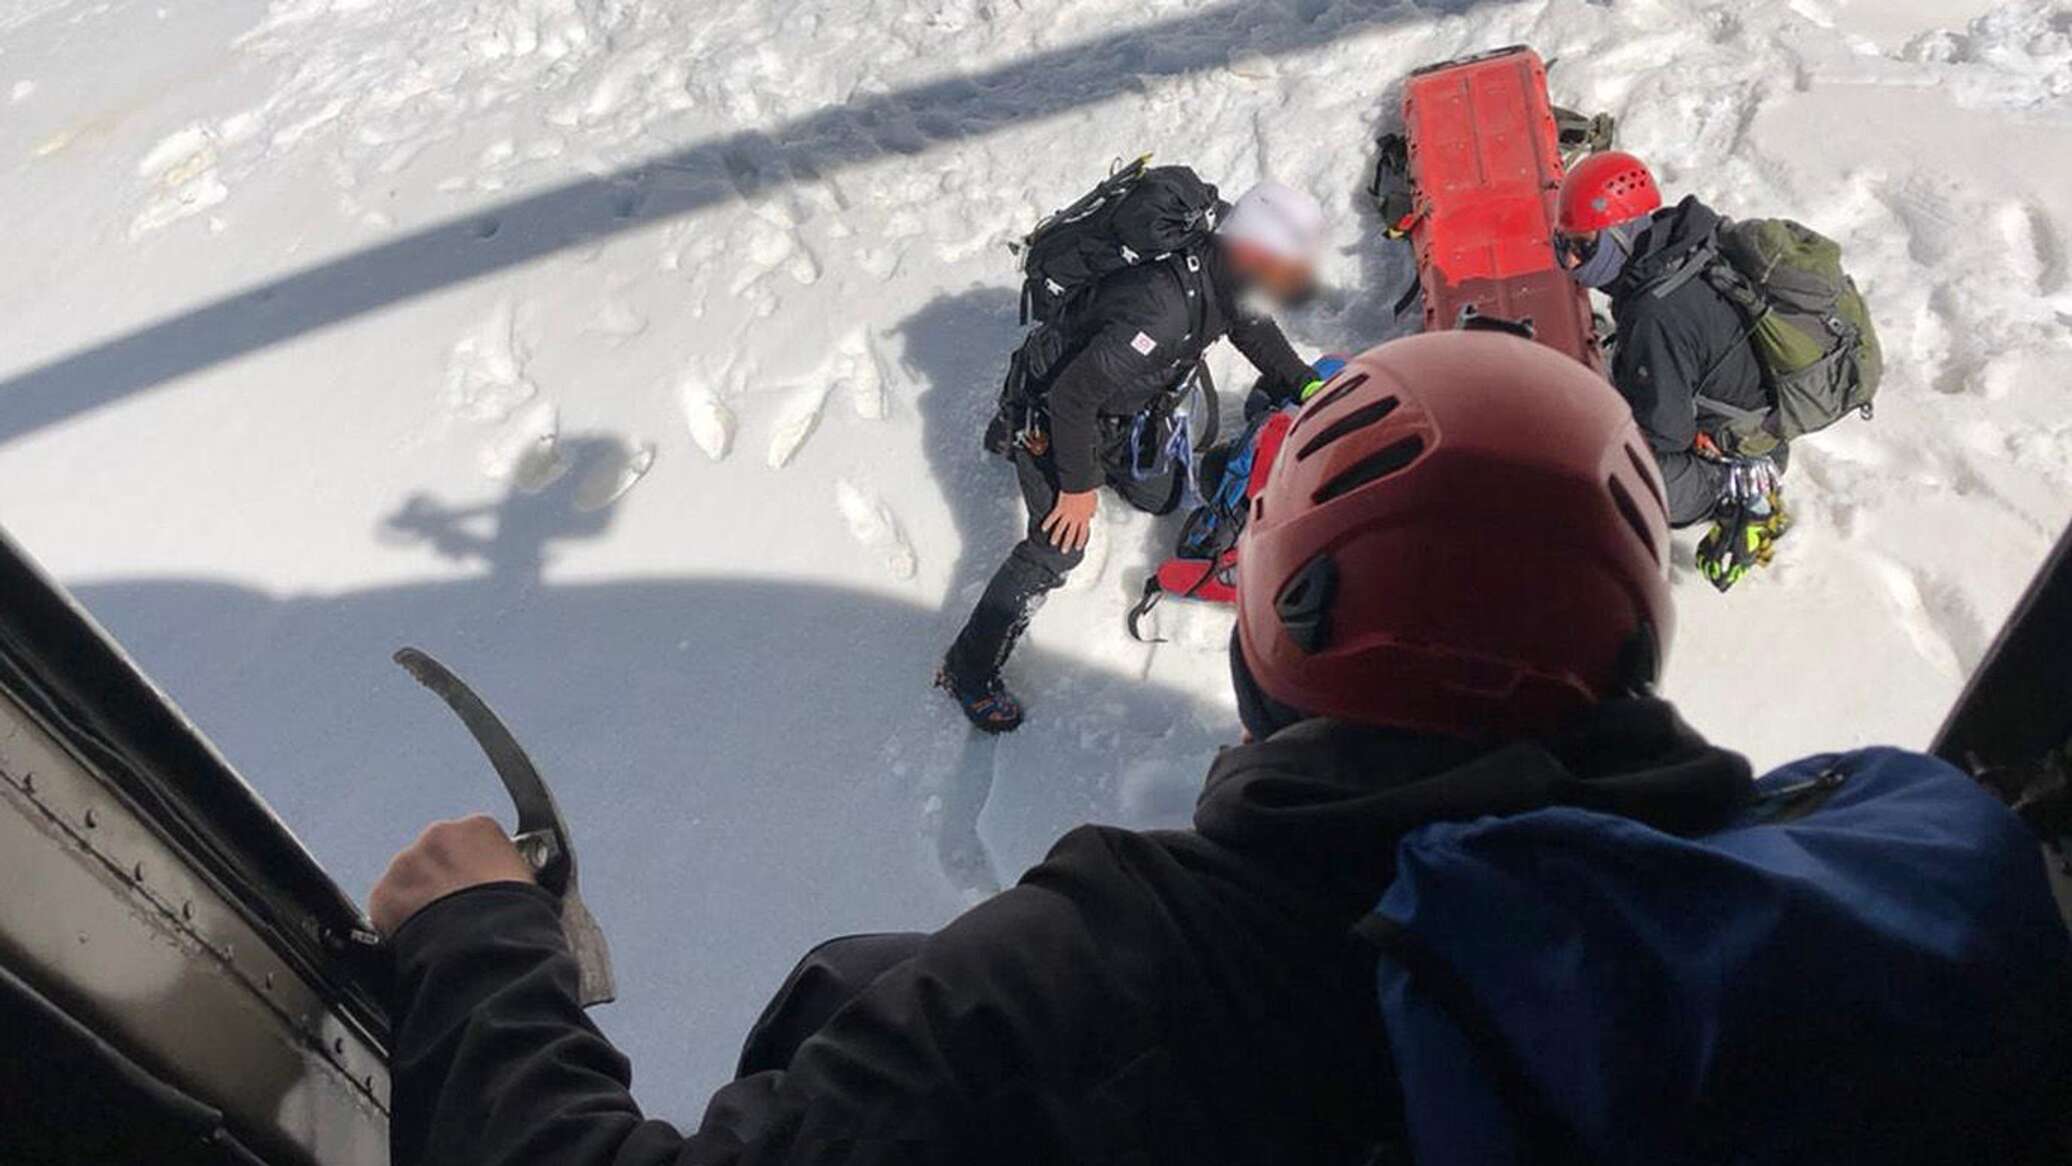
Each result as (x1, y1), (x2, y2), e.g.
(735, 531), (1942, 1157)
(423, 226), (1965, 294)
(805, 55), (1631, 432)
(82, 807), (97, 828)
(18, 772), (31, 793)
(264, 971), (276, 990)
(132, 861), (145, 881)
(181, 900), (195, 921)
(333, 1037), (346, 1055)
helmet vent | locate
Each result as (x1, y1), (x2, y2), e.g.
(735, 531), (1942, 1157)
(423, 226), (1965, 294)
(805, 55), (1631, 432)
(1296, 396), (1400, 461)
(1606, 475), (1661, 565)
(1290, 373), (1369, 433)
(1624, 443), (1667, 520)
(1311, 435), (1424, 504)
(1275, 555), (1338, 654)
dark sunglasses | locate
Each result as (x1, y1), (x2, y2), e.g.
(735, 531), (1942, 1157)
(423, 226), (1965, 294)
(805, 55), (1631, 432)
(1554, 232), (1601, 268)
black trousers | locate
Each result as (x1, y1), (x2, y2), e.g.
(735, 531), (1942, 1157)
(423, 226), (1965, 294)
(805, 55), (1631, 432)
(942, 429), (1183, 688)
(1663, 438), (1794, 529)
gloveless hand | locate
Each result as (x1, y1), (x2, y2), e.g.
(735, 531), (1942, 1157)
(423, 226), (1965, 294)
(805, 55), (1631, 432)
(1042, 490), (1099, 553)
(369, 814), (537, 936)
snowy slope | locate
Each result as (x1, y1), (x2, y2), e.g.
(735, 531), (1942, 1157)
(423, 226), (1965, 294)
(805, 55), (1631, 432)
(2, 0), (2070, 1116)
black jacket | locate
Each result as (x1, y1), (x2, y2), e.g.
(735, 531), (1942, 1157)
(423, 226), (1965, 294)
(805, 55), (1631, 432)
(389, 700), (1753, 1166)
(1036, 243), (1312, 493)
(1607, 196), (1768, 527)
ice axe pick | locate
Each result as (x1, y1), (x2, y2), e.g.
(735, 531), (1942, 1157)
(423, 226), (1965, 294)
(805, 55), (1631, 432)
(393, 647), (617, 1006)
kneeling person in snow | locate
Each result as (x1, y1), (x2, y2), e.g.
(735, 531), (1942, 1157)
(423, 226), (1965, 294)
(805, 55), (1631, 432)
(371, 331), (2071, 1166)
(938, 178), (1333, 733)
(1556, 151), (1791, 587)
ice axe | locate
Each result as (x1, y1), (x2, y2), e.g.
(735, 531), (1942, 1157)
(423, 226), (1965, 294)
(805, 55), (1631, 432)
(393, 646), (617, 1006)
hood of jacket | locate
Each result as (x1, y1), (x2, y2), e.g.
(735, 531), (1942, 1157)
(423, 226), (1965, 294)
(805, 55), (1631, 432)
(1201, 235), (1251, 322)
(1191, 697), (1754, 921)
(1608, 194), (1725, 302)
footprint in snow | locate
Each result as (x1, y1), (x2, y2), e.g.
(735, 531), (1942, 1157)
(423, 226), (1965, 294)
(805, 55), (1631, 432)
(1998, 200), (2066, 297)
(1871, 556), (1963, 679)
(1879, 178), (1967, 269)
(835, 328), (889, 420)
(446, 299), (538, 422)
(586, 298), (649, 343)
(732, 219), (797, 295)
(835, 479), (918, 581)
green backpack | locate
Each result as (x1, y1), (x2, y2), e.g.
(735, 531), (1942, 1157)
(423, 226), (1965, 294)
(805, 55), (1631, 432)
(1679, 218), (1884, 456)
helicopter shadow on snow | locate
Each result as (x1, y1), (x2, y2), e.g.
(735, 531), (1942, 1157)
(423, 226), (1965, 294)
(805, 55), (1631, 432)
(67, 431), (1236, 1117)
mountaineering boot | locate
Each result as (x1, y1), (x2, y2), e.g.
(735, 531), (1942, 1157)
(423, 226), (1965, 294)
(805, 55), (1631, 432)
(1698, 490), (1792, 593)
(935, 668), (1026, 734)
(940, 550), (1067, 732)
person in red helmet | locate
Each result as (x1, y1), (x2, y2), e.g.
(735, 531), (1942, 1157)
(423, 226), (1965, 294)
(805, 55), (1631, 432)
(1556, 151), (1789, 580)
(367, 333), (2068, 1166)
(1230, 329), (1673, 740)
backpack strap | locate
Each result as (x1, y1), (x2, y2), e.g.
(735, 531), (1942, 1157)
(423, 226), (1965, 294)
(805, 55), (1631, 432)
(1692, 390), (1769, 428)
(1354, 915), (1591, 1166)
(1647, 229), (1721, 301)
(1663, 227), (1774, 427)
(1689, 294), (1771, 427)
(1126, 250), (1214, 441)
(1174, 247), (1211, 351)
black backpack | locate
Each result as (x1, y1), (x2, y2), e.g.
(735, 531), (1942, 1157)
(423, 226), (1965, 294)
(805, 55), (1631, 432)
(1016, 157), (1223, 325)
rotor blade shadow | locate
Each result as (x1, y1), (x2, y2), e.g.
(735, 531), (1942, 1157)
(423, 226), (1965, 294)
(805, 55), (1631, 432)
(0, 0), (1430, 445)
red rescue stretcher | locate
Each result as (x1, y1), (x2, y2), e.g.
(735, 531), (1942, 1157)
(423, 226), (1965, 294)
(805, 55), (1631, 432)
(1388, 45), (1607, 370)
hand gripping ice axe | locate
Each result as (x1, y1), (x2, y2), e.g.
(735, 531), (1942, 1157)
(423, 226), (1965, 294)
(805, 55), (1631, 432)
(393, 647), (617, 1006)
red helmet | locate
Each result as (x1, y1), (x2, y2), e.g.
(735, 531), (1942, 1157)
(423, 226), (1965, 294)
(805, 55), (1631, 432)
(1234, 331), (1674, 740)
(1558, 151), (1663, 234)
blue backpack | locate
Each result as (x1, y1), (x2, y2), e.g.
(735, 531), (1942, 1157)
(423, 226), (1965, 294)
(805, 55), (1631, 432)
(1363, 748), (2072, 1164)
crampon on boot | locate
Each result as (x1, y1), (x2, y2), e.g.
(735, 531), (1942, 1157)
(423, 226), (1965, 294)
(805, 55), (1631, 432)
(936, 668), (1025, 734)
(1698, 492), (1793, 592)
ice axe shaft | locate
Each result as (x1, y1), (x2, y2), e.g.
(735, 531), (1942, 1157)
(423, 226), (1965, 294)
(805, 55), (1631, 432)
(394, 647), (616, 1006)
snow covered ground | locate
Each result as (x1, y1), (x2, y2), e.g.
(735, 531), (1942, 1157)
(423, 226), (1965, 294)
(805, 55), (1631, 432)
(2, 0), (2070, 1117)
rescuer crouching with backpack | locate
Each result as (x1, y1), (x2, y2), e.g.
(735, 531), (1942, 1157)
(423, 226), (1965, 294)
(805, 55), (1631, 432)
(936, 168), (1339, 733)
(1555, 150), (1884, 592)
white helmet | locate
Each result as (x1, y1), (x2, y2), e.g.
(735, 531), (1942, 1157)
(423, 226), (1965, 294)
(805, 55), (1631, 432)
(1220, 180), (1328, 264)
